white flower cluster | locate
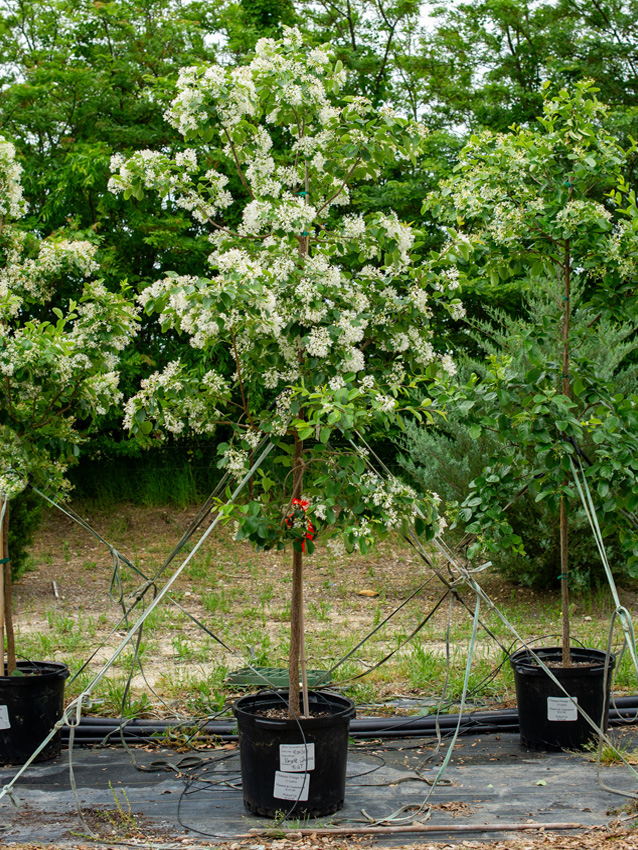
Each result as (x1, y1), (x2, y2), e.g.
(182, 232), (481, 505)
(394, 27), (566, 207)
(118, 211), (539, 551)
(554, 199), (612, 235)
(243, 429), (263, 450)
(0, 137), (25, 219)
(1, 157), (137, 499)
(306, 326), (332, 358)
(111, 28), (455, 549)
(362, 472), (420, 529)
(485, 203), (526, 246)
(437, 267), (460, 291)
(439, 353), (457, 376)
(223, 445), (250, 480)
(604, 220), (638, 278)
(1, 236), (99, 304)
(449, 302), (466, 320)
(376, 212), (415, 268)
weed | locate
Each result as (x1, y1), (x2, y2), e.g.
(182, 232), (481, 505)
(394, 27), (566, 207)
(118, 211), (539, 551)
(202, 592), (231, 615)
(259, 585), (275, 605)
(343, 681), (378, 704)
(608, 797), (638, 818)
(188, 676), (229, 715)
(95, 782), (141, 839)
(583, 738), (638, 766)
(409, 645), (442, 690)
(308, 600), (332, 621)
(92, 676), (153, 718)
(172, 634), (209, 663)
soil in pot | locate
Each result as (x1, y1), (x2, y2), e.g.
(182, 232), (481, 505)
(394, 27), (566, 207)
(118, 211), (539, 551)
(0, 661), (69, 765)
(510, 647), (614, 751)
(233, 689), (355, 818)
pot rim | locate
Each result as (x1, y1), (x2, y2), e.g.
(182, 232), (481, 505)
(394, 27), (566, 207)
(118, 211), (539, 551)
(0, 660), (70, 683)
(233, 688), (355, 729)
(510, 646), (614, 676)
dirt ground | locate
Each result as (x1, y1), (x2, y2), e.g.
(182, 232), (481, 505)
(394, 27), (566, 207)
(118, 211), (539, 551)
(9, 500), (521, 707)
(3, 825), (638, 850)
(15, 502), (638, 658)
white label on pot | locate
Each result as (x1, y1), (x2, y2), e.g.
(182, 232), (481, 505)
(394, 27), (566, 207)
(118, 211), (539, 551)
(273, 771), (310, 801)
(547, 696), (578, 722)
(279, 743), (315, 772)
(0, 706), (9, 730)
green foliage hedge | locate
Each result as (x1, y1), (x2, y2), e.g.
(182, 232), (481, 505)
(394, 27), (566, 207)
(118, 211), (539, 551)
(7, 490), (43, 583)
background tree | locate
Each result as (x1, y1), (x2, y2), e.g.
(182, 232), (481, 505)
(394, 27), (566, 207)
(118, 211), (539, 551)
(2, 0), (638, 508)
(0, 0), (225, 478)
(399, 277), (638, 591)
(223, 0), (296, 57)
(0, 136), (138, 673)
(428, 82), (638, 662)
(423, 0), (638, 135)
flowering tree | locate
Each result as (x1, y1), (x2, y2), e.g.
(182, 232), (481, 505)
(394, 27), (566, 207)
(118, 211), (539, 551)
(0, 137), (138, 674)
(430, 82), (638, 664)
(110, 28), (463, 715)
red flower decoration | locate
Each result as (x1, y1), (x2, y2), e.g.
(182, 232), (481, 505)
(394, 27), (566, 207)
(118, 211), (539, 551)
(286, 498), (315, 552)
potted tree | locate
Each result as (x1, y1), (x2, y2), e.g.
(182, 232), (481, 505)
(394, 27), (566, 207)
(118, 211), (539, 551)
(0, 136), (138, 764)
(110, 28), (461, 816)
(429, 82), (638, 749)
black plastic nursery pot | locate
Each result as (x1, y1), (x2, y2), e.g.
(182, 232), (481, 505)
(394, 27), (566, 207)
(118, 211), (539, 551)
(233, 689), (356, 818)
(0, 661), (69, 765)
(510, 646), (614, 751)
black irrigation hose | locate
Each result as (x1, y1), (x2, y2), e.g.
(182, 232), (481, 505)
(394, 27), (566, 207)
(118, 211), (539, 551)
(61, 696), (638, 744)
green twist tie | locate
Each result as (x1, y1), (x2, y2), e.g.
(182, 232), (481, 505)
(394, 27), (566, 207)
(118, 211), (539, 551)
(301, 231), (310, 236)
(296, 191), (309, 196)
(557, 573), (567, 580)
(0, 558), (9, 564)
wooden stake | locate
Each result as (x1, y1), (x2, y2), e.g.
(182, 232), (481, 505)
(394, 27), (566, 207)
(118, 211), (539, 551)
(288, 160), (311, 717)
(289, 544), (303, 718)
(560, 225), (572, 668)
(2, 500), (15, 674)
(288, 429), (305, 718)
(560, 495), (571, 667)
(299, 604), (310, 718)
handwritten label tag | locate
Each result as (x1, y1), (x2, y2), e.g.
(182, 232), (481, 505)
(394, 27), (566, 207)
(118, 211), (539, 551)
(0, 706), (10, 730)
(547, 696), (578, 722)
(273, 770), (310, 801)
(280, 743), (315, 772)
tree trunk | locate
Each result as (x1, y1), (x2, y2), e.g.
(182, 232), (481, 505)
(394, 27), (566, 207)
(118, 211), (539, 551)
(0, 500), (13, 674)
(560, 233), (572, 667)
(288, 430), (305, 717)
(0, 497), (4, 676)
(560, 496), (570, 666)
(288, 160), (311, 716)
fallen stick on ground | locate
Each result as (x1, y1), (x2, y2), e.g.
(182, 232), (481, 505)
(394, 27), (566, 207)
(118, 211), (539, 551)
(244, 820), (583, 837)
